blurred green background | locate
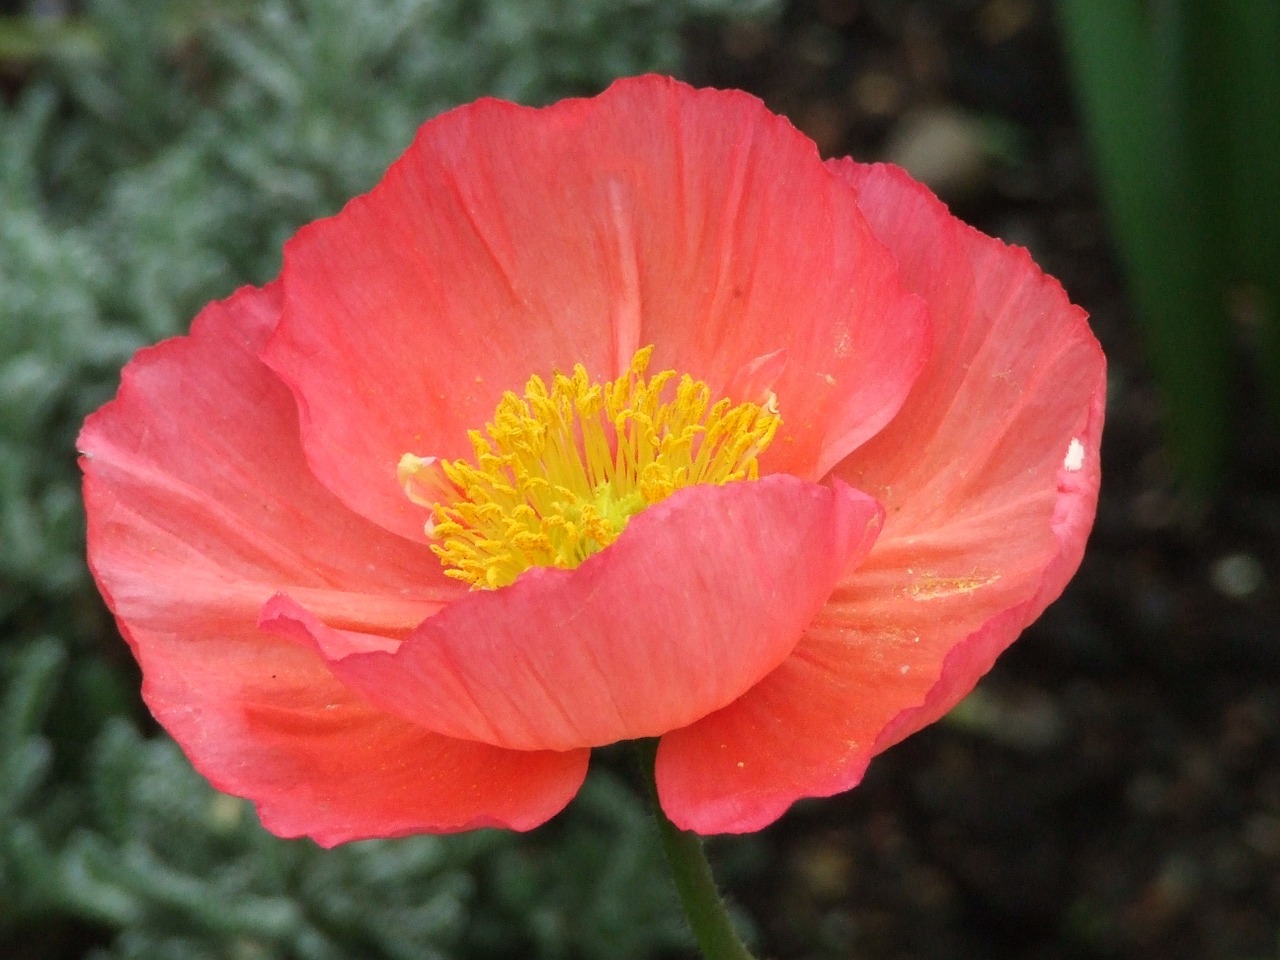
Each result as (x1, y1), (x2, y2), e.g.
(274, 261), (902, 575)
(0, 1), (773, 957)
(2, 1), (1277, 959)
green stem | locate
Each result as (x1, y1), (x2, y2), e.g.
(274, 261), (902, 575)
(1056, 0), (1236, 493)
(635, 740), (757, 960)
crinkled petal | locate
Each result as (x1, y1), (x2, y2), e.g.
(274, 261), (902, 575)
(656, 163), (1105, 833)
(81, 286), (584, 840)
(264, 476), (884, 752)
(79, 284), (455, 625)
(262, 75), (927, 539)
(133, 627), (588, 844)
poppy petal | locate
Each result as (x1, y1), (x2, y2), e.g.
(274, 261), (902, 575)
(263, 475), (884, 752)
(81, 286), (581, 840)
(131, 626), (588, 844)
(262, 76), (927, 540)
(80, 285), (454, 627)
(655, 163), (1105, 833)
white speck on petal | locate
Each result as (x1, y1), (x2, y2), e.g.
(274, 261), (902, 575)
(833, 326), (853, 358)
(1064, 437), (1085, 472)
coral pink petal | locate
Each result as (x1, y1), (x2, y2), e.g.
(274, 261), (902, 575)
(656, 163), (1105, 833)
(81, 286), (582, 840)
(262, 76), (928, 541)
(79, 284), (454, 629)
(131, 625), (588, 844)
(263, 476), (884, 752)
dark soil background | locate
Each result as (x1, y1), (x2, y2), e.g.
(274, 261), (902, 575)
(687, 2), (1280, 958)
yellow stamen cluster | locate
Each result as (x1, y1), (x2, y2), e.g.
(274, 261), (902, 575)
(398, 346), (781, 590)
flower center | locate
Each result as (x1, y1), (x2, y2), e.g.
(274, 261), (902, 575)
(398, 346), (781, 590)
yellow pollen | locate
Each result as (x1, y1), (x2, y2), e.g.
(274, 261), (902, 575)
(398, 346), (781, 590)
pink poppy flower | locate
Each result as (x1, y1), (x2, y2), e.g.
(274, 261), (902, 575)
(80, 75), (1104, 846)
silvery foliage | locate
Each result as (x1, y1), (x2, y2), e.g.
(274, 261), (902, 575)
(0, 0), (774, 956)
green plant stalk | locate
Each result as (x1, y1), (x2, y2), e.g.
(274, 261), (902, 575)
(635, 740), (757, 960)
(1174, 0), (1280, 425)
(1057, 0), (1232, 492)
(1211, 0), (1280, 419)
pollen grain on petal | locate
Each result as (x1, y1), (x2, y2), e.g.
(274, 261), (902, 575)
(907, 570), (1002, 600)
